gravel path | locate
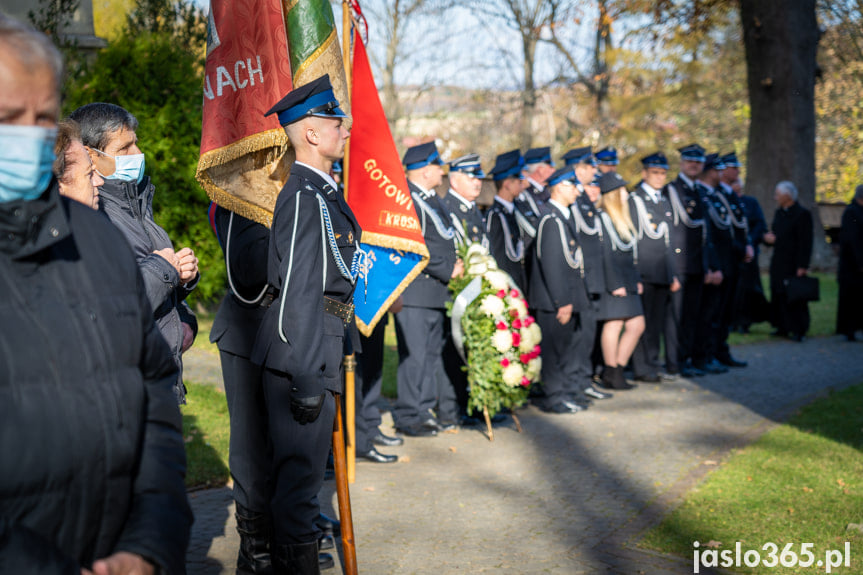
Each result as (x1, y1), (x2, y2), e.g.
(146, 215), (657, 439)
(185, 336), (863, 574)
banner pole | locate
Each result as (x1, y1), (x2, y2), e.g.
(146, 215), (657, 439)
(341, 0), (357, 487)
(332, 393), (358, 575)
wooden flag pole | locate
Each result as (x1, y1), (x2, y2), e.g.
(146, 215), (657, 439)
(341, 0), (356, 485)
(332, 393), (358, 575)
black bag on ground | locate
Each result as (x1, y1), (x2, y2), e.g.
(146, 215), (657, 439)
(784, 276), (820, 303)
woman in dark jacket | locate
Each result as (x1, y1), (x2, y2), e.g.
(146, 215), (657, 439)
(595, 172), (645, 389)
(69, 103), (199, 403)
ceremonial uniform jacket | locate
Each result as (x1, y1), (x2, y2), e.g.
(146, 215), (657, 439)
(769, 202), (813, 282)
(251, 163), (362, 394)
(401, 181), (457, 309)
(209, 206), (269, 359)
(739, 194), (767, 258)
(699, 182), (734, 275)
(598, 212), (641, 294)
(571, 192), (608, 297)
(486, 196), (528, 291)
(513, 188), (544, 241)
(667, 174), (718, 275)
(528, 202), (589, 312)
(525, 177), (550, 204)
(629, 181), (676, 285)
(441, 189), (486, 246)
(718, 182), (751, 263)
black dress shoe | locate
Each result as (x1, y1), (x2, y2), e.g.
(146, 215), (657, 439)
(584, 385), (612, 400)
(634, 373), (661, 383)
(420, 417), (443, 431)
(316, 513), (340, 536)
(319, 552), (335, 570)
(357, 447), (398, 463)
(372, 431), (404, 447)
(319, 534), (335, 550)
(541, 400), (583, 414)
(681, 363), (705, 377)
(396, 423), (437, 437)
(790, 333), (805, 342)
(716, 355), (747, 368)
(694, 360), (726, 374)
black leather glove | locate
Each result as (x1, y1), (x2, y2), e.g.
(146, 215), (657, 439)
(290, 387), (326, 424)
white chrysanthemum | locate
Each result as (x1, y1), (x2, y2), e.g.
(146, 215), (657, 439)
(479, 294), (505, 317)
(502, 363), (525, 387)
(484, 270), (510, 291)
(466, 243), (489, 259)
(518, 328), (536, 352)
(526, 357), (542, 381)
(509, 297), (528, 318)
(492, 330), (512, 353)
(527, 322), (542, 345)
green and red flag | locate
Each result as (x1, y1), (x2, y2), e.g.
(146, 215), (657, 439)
(196, 0), (349, 226)
(347, 28), (428, 335)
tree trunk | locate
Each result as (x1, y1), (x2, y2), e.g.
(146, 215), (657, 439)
(521, 35), (537, 150)
(740, 0), (830, 265)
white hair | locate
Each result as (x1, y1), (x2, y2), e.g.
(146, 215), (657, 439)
(775, 180), (798, 202)
(0, 15), (64, 89)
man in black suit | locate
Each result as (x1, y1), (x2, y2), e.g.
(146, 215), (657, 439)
(528, 166), (591, 413)
(487, 150), (529, 291)
(763, 181), (814, 341)
(250, 74), (363, 572)
(392, 142), (464, 436)
(667, 144), (719, 377)
(629, 152), (681, 383)
(836, 185), (863, 341)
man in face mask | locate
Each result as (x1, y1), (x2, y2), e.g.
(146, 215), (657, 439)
(0, 15), (191, 574)
(69, 102), (200, 404)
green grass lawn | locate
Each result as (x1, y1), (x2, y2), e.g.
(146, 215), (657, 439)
(640, 383), (863, 574)
(180, 381), (230, 488)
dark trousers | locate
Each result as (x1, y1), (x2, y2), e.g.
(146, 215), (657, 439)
(837, 279), (863, 336)
(666, 286), (682, 373)
(440, 317), (468, 423)
(393, 306), (446, 427)
(734, 260), (765, 328)
(572, 301), (598, 395)
(771, 278), (811, 336)
(263, 368), (335, 545)
(355, 319), (387, 453)
(680, 273), (704, 363)
(632, 282), (671, 377)
(536, 309), (580, 407)
(695, 283), (723, 363)
(716, 264), (742, 359)
(221, 351), (271, 512)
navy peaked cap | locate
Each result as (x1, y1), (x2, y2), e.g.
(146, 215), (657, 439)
(545, 165), (577, 188)
(598, 172), (629, 195)
(403, 142), (442, 170)
(524, 147), (554, 166)
(720, 151), (741, 167)
(704, 153), (726, 171)
(641, 152), (669, 169)
(678, 143), (706, 162)
(562, 146), (596, 166)
(265, 74), (347, 126)
(490, 149), (525, 181)
(448, 153), (485, 178)
(595, 146), (619, 166)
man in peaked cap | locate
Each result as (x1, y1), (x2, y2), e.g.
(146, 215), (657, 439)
(486, 149), (529, 290)
(392, 141), (465, 436)
(629, 152), (682, 383)
(666, 143), (718, 377)
(522, 146), (555, 204)
(595, 146), (619, 174)
(250, 73), (361, 573)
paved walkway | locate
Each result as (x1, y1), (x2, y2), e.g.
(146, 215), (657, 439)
(184, 336), (863, 574)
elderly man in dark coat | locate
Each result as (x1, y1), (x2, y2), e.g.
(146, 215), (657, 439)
(763, 181), (814, 341)
(836, 185), (863, 341)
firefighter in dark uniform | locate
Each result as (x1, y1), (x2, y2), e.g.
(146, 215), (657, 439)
(714, 152), (752, 367)
(692, 153), (732, 374)
(666, 144), (719, 377)
(439, 153), (486, 425)
(566, 147), (618, 397)
(527, 166), (591, 413)
(595, 146), (619, 174)
(521, 146), (555, 206)
(629, 152), (681, 382)
(392, 142), (464, 436)
(487, 150), (529, 291)
(250, 74), (363, 573)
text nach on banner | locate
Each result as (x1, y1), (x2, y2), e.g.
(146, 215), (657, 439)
(203, 56), (265, 100)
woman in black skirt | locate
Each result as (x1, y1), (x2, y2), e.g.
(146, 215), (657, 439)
(595, 172), (645, 389)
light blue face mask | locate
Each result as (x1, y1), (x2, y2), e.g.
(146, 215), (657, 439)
(0, 124), (57, 203)
(94, 149), (146, 184)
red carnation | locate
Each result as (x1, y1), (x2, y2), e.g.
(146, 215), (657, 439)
(509, 308), (519, 318)
(520, 353), (530, 364)
(496, 321), (508, 330)
(512, 318), (523, 329)
(520, 376), (531, 387)
(533, 344), (541, 356)
(497, 289), (507, 298)
(500, 357), (510, 367)
(510, 289), (520, 298)
(512, 332), (521, 347)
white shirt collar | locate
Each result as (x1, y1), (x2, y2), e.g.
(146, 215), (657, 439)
(448, 188), (474, 208)
(549, 199), (571, 219)
(494, 196), (514, 214)
(641, 181), (660, 202)
(410, 180), (435, 198)
(296, 161), (339, 192)
(526, 177), (543, 190)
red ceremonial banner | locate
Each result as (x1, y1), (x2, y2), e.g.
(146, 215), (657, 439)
(197, 0), (294, 225)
